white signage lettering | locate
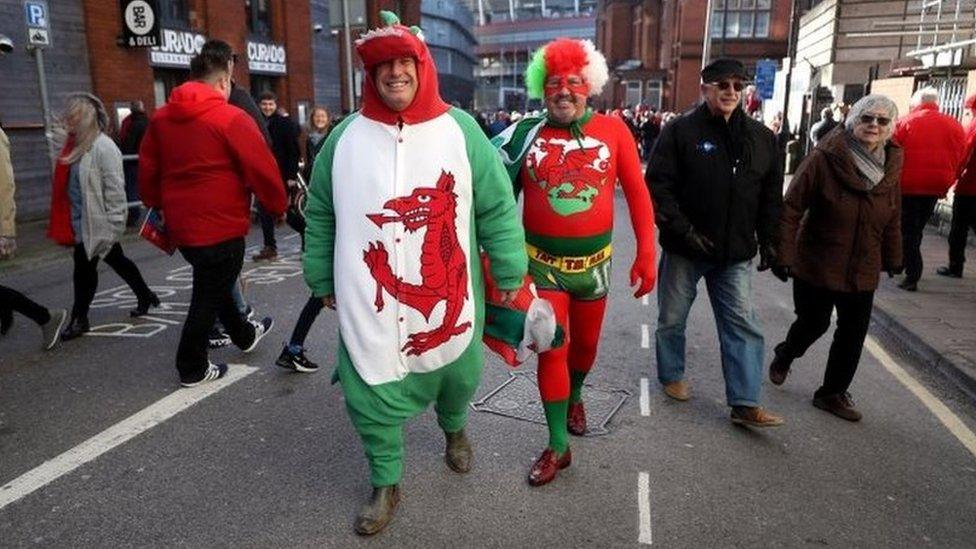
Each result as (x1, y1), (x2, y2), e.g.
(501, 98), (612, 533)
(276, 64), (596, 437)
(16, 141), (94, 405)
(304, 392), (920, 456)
(247, 40), (287, 75)
(149, 28), (207, 68)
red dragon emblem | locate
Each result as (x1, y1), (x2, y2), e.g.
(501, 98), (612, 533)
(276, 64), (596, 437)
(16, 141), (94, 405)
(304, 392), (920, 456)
(363, 170), (470, 356)
(526, 137), (610, 216)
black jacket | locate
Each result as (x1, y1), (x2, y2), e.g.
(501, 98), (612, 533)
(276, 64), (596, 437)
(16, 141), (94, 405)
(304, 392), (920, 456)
(119, 111), (148, 155)
(265, 112), (301, 182)
(646, 103), (783, 262)
(229, 85), (271, 145)
(302, 130), (330, 182)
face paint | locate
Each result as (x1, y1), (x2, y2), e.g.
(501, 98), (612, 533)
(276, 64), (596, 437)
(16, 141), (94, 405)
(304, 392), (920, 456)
(544, 74), (589, 98)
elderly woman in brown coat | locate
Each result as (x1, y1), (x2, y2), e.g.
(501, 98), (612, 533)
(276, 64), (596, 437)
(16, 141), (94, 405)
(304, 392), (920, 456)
(768, 94), (904, 422)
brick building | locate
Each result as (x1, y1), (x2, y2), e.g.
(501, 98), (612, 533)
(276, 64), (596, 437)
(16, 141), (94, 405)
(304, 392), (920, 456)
(597, 0), (790, 112)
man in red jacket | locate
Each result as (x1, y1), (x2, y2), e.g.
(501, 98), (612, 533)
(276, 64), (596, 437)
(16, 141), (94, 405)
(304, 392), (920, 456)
(139, 41), (288, 387)
(939, 93), (976, 278)
(893, 87), (966, 291)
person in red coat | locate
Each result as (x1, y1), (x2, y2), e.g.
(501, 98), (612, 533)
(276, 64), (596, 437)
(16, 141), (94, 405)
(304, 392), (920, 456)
(138, 40), (287, 387)
(892, 87), (966, 291)
(939, 93), (976, 278)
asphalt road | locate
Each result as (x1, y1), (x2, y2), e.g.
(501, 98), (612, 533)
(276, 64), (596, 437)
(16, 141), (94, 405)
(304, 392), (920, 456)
(2, 194), (976, 548)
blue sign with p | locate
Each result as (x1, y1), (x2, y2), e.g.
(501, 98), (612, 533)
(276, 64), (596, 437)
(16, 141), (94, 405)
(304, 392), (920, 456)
(25, 1), (48, 29)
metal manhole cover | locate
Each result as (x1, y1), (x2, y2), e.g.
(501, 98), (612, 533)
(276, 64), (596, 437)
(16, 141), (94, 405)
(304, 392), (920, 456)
(471, 371), (630, 436)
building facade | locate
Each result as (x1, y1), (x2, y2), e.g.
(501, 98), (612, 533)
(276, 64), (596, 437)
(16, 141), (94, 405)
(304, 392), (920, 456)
(422, 0), (478, 107)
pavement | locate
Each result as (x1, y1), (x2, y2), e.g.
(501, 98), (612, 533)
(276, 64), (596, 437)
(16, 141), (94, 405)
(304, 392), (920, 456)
(1, 197), (975, 546)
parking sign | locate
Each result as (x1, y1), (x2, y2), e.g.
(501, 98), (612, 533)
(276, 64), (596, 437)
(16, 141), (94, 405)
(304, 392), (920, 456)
(24, 0), (51, 48)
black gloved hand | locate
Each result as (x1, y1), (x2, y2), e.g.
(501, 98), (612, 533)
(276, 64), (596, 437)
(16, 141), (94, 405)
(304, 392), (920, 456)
(683, 228), (716, 257)
(757, 244), (777, 271)
(771, 265), (791, 282)
(886, 265), (904, 278)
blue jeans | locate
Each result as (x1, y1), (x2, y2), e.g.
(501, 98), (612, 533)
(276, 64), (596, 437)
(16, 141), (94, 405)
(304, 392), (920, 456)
(655, 251), (765, 407)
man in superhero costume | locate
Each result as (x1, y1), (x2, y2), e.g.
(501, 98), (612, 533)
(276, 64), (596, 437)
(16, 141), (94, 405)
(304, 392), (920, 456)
(302, 12), (526, 535)
(493, 38), (657, 486)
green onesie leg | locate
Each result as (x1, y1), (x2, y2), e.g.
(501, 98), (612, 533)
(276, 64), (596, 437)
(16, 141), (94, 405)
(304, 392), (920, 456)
(434, 347), (484, 433)
(542, 400), (570, 454)
(569, 370), (588, 404)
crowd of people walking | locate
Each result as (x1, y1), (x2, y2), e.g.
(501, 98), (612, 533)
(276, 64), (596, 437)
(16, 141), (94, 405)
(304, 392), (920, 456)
(3, 13), (976, 537)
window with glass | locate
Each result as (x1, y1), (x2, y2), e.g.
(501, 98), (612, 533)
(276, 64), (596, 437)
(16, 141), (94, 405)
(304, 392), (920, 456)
(158, 0), (190, 27)
(645, 80), (662, 110)
(710, 0), (771, 39)
(624, 81), (642, 108)
(246, 0), (272, 36)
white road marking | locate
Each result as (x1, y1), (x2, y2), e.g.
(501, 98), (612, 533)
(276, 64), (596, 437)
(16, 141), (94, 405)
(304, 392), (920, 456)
(865, 337), (976, 459)
(641, 294), (649, 306)
(640, 378), (650, 416)
(638, 472), (652, 545)
(0, 364), (258, 511)
(641, 324), (650, 349)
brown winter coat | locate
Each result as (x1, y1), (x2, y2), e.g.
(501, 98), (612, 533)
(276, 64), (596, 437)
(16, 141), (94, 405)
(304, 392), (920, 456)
(777, 129), (903, 293)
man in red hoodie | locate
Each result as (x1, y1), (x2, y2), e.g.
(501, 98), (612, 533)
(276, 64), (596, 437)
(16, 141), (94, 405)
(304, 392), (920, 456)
(939, 93), (976, 278)
(139, 41), (287, 387)
(893, 87), (966, 291)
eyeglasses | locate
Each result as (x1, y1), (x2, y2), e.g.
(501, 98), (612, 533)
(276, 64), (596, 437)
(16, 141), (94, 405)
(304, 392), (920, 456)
(859, 114), (891, 127)
(706, 80), (745, 92)
(545, 75), (586, 88)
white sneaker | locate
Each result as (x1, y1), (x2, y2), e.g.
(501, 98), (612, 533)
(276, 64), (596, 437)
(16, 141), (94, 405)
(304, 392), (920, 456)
(242, 317), (274, 353)
(181, 362), (228, 388)
(41, 308), (68, 351)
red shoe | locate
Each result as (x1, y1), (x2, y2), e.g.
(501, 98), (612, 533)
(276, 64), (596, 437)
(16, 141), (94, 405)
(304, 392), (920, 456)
(527, 447), (572, 487)
(567, 401), (587, 436)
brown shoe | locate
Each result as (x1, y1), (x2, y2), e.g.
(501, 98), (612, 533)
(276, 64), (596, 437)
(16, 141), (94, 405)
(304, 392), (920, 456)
(567, 401), (587, 436)
(444, 429), (472, 473)
(354, 485), (400, 536)
(730, 406), (784, 427)
(768, 343), (793, 386)
(251, 245), (277, 262)
(662, 380), (690, 401)
(812, 392), (862, 422)
(527, 447), (572, 487)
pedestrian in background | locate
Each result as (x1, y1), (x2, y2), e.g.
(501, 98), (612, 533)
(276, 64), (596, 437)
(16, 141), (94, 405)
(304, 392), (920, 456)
(117, 100), (149, 227)
(48, 93), (158, 341)
(302, 105), (331, 184)
(646, 58), (784, 427)
(0, 125), (67, 350)
(938, 93), (976, 279)
(139, 42), (286, 387)
(892, 87), (965, 291)
(809, 106), (837, 147)
(252, 91), (300, 263)
(770, 94), (904, 422)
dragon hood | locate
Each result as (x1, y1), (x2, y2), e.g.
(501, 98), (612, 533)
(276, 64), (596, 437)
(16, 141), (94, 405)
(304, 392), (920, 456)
(355, 11), (450, 125)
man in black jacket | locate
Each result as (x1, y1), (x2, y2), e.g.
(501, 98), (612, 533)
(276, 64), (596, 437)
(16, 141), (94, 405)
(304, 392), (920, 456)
(646, 58), (784, 428)
(119, 101), (149, 226)
(253, 91), (300, 262)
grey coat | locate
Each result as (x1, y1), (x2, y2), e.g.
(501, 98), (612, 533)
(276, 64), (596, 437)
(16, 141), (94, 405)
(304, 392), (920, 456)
(77, 133), (126, 259)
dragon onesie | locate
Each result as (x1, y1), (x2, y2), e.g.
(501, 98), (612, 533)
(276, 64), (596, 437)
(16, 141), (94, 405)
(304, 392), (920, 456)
(303, 13), (527, 494)
(492, 38), (658, 485)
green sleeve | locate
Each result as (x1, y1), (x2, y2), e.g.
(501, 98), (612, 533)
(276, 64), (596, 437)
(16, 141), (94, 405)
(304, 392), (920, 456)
(302, 114), (359, 297)
(449, 108), (528, 290)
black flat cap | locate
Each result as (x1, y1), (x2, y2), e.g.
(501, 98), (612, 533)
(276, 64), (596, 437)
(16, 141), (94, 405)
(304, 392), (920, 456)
(701, 58), (747, 82)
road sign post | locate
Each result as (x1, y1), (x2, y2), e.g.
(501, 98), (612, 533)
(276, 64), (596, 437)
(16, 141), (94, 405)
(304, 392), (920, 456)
(24, 0), (55, 173)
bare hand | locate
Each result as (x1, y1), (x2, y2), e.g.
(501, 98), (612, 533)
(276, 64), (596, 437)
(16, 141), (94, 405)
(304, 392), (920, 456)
(499, 289), (519, 306)
(321, 295), (336, 309)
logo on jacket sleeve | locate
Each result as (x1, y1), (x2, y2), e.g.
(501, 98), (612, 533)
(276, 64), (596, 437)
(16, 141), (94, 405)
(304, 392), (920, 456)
(697, 140), (717, 154)
(363, 170), (471, 356)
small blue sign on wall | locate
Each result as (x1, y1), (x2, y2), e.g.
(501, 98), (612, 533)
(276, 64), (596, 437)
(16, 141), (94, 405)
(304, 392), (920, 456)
(755, 59), (777, 101)
(24, 0), (49, 28)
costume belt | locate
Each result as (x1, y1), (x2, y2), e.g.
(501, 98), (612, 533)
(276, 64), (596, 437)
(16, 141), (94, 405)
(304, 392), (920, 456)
(526, 243), (612, 274)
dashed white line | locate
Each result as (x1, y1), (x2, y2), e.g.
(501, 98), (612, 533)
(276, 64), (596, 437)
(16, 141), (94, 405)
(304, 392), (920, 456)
(0, 364), (258, 511)
(865, 337), (976, 459)
(638, 472), (652, 544)
(641, 294), (649, 306)
(640, 378), (650, 416)
(641, 324), (650, 349)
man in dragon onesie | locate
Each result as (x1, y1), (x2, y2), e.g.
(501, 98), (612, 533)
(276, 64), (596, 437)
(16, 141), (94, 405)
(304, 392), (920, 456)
(492, 38), (658, 486)
(302, 12), (527, 536)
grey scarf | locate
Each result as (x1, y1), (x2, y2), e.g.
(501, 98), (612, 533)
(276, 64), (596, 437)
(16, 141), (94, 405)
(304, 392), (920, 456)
(308, 130), (327, 148)
(846, 131), (886, 189)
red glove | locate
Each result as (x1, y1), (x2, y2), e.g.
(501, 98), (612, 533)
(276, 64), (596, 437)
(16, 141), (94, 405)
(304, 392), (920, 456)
(629, 252), (657, 298)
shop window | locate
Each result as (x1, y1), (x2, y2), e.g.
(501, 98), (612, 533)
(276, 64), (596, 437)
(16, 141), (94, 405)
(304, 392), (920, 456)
(153, 69), (188, 107)
(710, 0), (771, 39)
(645, 80), (662, 110)
(246, 0), (272, 37)
(158, 0), (190, 27)
(250, 75), (277, 101)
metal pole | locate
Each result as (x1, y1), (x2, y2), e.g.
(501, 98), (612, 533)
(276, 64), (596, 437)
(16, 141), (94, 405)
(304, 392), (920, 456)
(782, 0), (800, 139)
(702, 0), (713, 67)
(31, 46), (55, 173)
(341, 0), (355, 113)
(720, 0), (729, 57)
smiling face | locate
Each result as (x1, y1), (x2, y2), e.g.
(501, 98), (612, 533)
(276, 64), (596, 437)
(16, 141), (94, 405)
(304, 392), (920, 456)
(375, 57), (419, 112)
(852, 109), (892, 151)
(544, 73), (588, 125)
(701, 77), (745, 119)
(259, 98), (277, 117)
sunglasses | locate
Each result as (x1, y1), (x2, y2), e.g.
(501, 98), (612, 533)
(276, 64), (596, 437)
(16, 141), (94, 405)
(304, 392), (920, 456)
(707, 80), (745, 92)
(859, 114), (891, 127)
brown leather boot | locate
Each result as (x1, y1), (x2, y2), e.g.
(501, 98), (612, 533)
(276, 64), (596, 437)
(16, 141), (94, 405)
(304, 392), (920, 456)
(251, 245), (277, 262)
(527, 447), (572, 487)
(567, 401), (587, 436)
(812, 392), (862, 422)
(444, 429), (472, 473)
(354, 485), (400, 536)
(730, 406), (785, 427)
(662, 380), (690, 401)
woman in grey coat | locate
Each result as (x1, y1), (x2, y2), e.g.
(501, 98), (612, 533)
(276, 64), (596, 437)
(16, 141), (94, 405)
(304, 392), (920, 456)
(56, 93), (158, 340)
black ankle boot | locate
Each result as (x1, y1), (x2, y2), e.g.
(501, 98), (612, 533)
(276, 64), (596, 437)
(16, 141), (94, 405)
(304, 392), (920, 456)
(130, 293), (161, 317)
(354, 485), (400, 536)
(769, 343), (793, 386)
(61, 317), (90, 341)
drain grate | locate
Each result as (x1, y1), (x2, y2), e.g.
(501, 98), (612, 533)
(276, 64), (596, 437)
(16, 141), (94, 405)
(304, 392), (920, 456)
(471, 371), (630, 436)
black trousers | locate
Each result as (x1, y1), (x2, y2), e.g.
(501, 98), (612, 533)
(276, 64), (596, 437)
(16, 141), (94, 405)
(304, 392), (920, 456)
(901, 195), (939, 284)
(72, 242), (153, 320)
(948, 195), (976, 272)
(176, 238), (255, 381)
(778, 278), (875, 397)
(0, 285), (51, 330)
(289, 295), (324, 348)
(257, 203), (277, 249)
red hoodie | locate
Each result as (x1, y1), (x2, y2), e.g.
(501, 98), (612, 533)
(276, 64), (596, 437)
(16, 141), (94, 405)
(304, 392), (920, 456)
(893, 103), (966, 197)
(138, 81), (287, 247)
